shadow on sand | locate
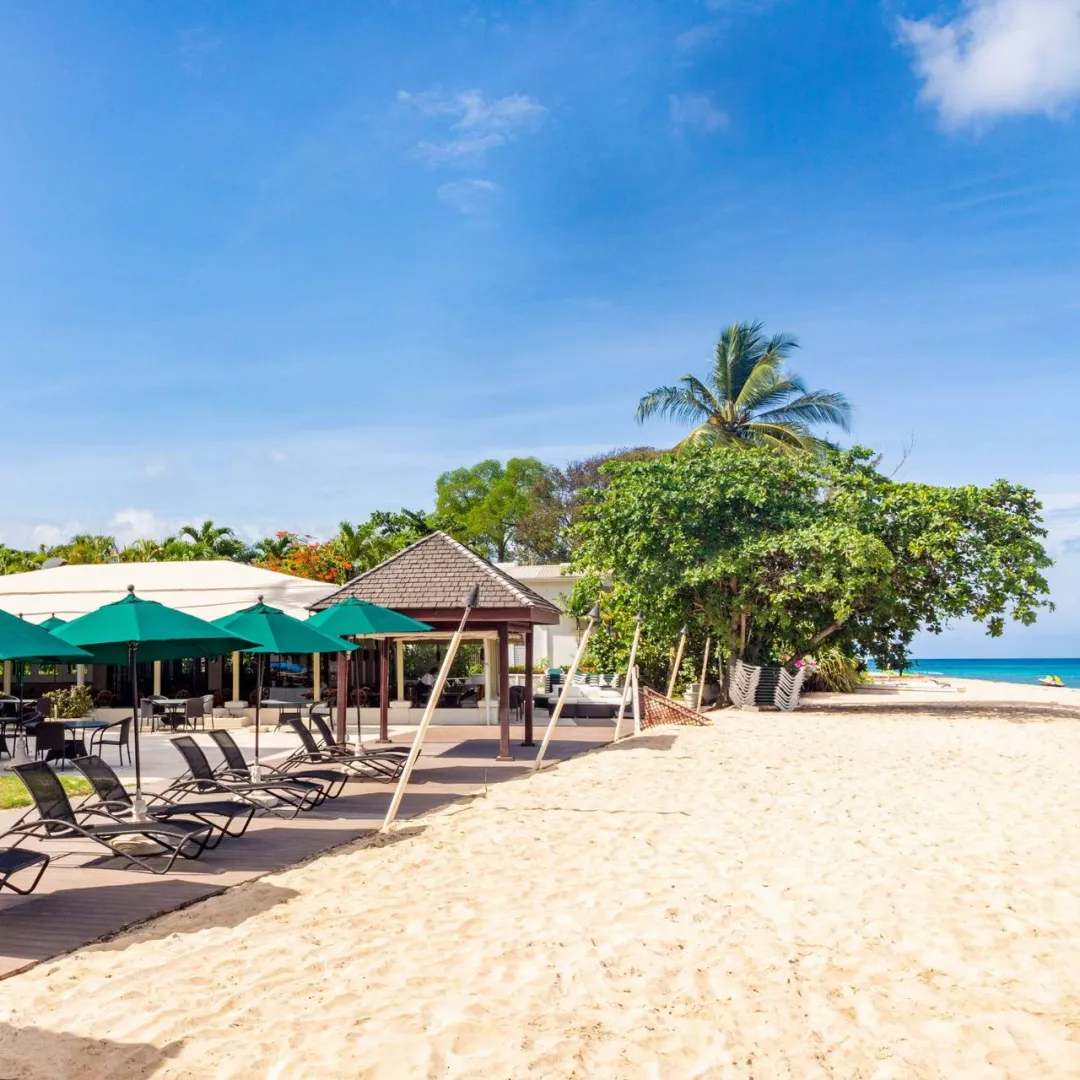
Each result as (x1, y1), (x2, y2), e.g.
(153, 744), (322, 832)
(800, 699), (1080, 723)
(0, 1022), (182, 1080)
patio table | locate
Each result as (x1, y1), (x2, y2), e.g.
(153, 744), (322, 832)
(43, 718), (109, 769)
(153, 698), (189, 730)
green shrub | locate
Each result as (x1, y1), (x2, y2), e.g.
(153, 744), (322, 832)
(46, 685), (94, 719)
(803, 648), (866, 694)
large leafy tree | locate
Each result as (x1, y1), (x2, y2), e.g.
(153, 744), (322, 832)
(636, 320), (852, 452)
(434, 458), (555, 561)
(571, 444), (1052, 693)
(333, 509), (433, 575)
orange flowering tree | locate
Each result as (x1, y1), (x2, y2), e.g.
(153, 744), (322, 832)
(254, 532), (353, 584)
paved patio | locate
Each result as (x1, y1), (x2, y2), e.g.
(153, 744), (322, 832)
(0, 721), (612, 979)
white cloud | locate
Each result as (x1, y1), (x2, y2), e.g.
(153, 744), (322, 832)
(437, 178), (500, 214)
(31, 523), (67, 547)
(669, 93), (729, 132)
(676, 23), (719, 51)
(108, 508), (172, 543)
(398, 89), (546, 163)
(898, 0), (1080, 127)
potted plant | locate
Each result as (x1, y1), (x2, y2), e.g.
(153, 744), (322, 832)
(47, 686), (94, 720)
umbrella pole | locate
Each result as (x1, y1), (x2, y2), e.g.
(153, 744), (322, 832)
(130, 642), (146, 817)
(352, 641), (362, 748)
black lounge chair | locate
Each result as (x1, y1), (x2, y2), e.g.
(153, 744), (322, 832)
(310, 714), (408, 761)
(285, 719), (404, 783)
(71, 755), (256, 847)
(0, 839), (50, 895)
(9, 761), (213, 875)
(204, 729), (350, 800)
(165, 735), (325, 818)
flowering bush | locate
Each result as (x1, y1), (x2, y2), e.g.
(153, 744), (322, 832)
(254, 533), (354, 584)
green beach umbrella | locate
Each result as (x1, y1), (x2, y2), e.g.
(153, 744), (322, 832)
(0, 610), (89, 663)
(54, 587), (257, 803)
(308, 598), (432, 744)
(307, 597), (433, 638)
(37, 614), (68, 632)
(213, 598), (357, 771)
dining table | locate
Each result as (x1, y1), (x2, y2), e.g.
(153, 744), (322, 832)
(45, 718), (109, 769)
(152, 698), (188, 730)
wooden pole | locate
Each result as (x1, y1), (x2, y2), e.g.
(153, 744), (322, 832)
(614, 613), (643, 741)
(335, 651), (348, 744)
(497, 624), (512, 761)
(231, 651), (240, 702)
(533, 604), (600, 772)
(383, 589), (479, 832)
(522, 629), (534, 746)
(377, 638), (390, 744)
(696, 636), (712, 711)
(666, 626), (688, 699)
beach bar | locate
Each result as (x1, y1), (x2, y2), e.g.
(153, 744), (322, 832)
(311, 532), (562, 759)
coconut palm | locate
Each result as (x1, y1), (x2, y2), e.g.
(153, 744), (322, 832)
(173, 520), (247, 560)
(119, 538), (165, 562)
(636, 321), (852, 453)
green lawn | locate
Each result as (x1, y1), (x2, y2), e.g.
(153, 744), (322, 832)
(0, 773), (91, 809)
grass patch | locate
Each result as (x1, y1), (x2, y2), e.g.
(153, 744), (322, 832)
(0, 773), (91, 809)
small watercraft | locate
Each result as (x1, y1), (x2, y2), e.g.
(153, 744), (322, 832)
(1039, 675), (1064, 687)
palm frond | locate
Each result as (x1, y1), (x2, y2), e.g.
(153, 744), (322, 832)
(755, 389), (852, 432)
(635, 383), (714, 427)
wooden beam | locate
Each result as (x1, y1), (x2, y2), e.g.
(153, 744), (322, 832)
(522, 629), (534, 746)
(377, 639), (390, 744)
(336, 652), (348, 743)
(497, 624), (512, 761)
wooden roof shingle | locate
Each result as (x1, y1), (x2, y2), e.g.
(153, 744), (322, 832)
(310, 531), (562, 617)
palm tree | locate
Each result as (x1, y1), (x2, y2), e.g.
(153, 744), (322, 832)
(174, 520), (247, 560)
(636, 321), (852, 452)
(119, 538), (165, 562)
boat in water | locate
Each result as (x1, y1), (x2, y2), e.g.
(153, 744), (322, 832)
(1039, 675), (1065, 687)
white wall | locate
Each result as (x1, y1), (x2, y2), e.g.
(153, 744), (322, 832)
(500, 567), (582, 669)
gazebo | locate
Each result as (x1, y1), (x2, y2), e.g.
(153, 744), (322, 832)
(311, 531), (562, 759)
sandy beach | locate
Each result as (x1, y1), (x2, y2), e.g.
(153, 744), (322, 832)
(2, 679), (1080, 1078)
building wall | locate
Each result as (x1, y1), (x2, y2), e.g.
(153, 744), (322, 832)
(499, 566), (583, 669)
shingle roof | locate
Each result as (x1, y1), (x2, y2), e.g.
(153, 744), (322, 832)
(311, 532), (562, 615)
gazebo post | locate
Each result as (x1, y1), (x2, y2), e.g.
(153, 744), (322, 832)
(522, 629), (534, 746)
(335, 651), (348, 743)
(377, 638), (390, 744)
(497, 623), (512, 761)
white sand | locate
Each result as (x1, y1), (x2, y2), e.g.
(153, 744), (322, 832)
(3, 684), (1080, 1078)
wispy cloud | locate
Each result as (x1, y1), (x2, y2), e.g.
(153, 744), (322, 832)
(670, 93), (729, 133)
(397, 89), (546, 164)
(108, 508), (174, 543)
(437, 178), (500, 214)
(675, 23), (720, 51)
(898, 0), (1080, 127)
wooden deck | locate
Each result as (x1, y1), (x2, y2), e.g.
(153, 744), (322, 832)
(0, 726), (610, 979)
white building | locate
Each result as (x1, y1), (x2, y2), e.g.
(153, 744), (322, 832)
(495, 563), (586, 669)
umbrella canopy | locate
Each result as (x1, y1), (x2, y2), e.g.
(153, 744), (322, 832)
(37, 614), (67, 632)
(53, 588), (256, 663)
(213, 599), (358, 656)
(0, 608), (91, 663)
(307, 596), (432, 639)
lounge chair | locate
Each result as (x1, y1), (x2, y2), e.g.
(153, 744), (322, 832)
(204, 728), (351, 799)
(309, 714), (408, 761)
(9, 761), (213, 875)
(165, 735), (326, 818)
(0, 837), (50, 895)
(71, 755), (256, 847)
(285, 718), (404, 783)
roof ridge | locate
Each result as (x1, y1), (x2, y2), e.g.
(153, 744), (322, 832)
(435, 532), (556, 609)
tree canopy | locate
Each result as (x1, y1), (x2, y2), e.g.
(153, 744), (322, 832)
(570, 444), (1052, 683)
(636, 320), (852, 453)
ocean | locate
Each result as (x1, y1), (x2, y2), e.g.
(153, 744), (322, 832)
(898, 658), (1080, 689)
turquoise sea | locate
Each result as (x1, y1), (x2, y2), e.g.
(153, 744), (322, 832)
(899, 658), (1080, 689)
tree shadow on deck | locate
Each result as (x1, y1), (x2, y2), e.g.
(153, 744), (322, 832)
(0, 1022), (182, 1080)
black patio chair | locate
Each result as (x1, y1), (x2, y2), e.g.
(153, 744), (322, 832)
(87, 716), (132, 767)
(285, 718), (403, 783)
(310, 714), (408, 761)
(164, 735), (325, 818)
(32, 722), (82, 770)
(508, 685), (526, 722)
(205, 728), (351, 799)
(72, 755), (256, 847)
(9, 761), (213, 875)
(0, 840), (50, 896)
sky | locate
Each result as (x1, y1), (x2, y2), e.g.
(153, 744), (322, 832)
(1, 0), (1079, 657)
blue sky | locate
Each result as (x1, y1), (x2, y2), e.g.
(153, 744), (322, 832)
(2, 0), (1079, 656)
